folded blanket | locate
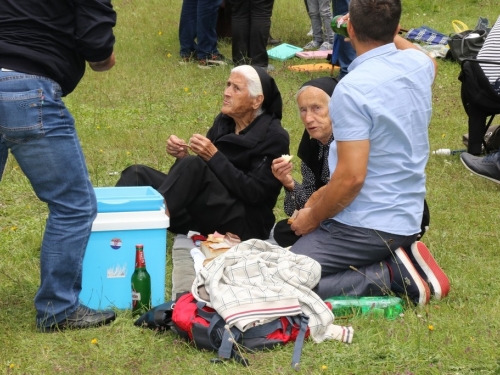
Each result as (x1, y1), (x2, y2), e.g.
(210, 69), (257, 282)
(192, 239), (354, 344)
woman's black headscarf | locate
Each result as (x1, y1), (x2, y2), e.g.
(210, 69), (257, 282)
(252, 66), (283, 120)
(297, 76), (338, 190)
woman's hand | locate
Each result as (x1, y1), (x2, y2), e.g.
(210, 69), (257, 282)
(271, 157), (294, 191)
(188, 134), (218, 161)
(166, 135), (189, 158)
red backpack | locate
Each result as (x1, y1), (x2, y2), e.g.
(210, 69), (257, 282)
(135, 292), (310, 369)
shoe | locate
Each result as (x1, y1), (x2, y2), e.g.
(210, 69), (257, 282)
(319, 42), (333, 51)
(40, 305), (116, 332)
(307, 27), (313, 37)
(386, 248), (430, 306)
(197, 53), (229, 69)
(303, 40), (322, 50)
(179, 53), (196, 65)
(265, 64), (275, 72)
(268, 35), (282, 46)
(407, 241), (450, 300)
(460, 152), (500, 184)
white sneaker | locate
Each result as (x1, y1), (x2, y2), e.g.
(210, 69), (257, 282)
(303, 40), (321, 50)
(307, 27), (313, 36)
(319, 42), (333, 51)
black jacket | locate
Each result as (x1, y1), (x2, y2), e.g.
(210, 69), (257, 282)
(206, 112), (290, 239)
(0, 0), (116, 96)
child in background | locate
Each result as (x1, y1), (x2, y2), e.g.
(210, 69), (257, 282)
(303, 0), (334, 51)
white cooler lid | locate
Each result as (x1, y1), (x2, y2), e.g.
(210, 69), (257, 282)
(91, 209), (170, 231)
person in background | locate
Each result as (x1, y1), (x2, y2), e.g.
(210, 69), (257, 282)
(272, 77), (430, 248)
(332, 0), (356, 78)
(303, 0), (334, 51)
(0, 0), (117, 332)
(229, 0), (276, 72)
(460, 15), (500, 180)
(289, 0), (449, 305)
(179, 0), (228, 69)
(116, 65), (289, 241)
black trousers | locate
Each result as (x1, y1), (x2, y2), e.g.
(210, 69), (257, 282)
(116, 156), (248, 238)
(230, 0), (274, 67)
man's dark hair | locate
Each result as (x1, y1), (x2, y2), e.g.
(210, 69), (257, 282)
(349, 0), (402, 44)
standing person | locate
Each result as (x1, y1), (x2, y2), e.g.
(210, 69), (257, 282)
(0, 0), (117, 332)
(331, 0), (356, 78)
(179, 0), (228, 68)
(303, 0), (335, 51)
(229, 0), (275, 71)
(289, 0), (450, 304)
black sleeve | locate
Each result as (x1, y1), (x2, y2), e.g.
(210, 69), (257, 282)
(72, 0), (116, 62)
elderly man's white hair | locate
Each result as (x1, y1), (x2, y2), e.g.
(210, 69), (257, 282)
(231, 65), (263, 98)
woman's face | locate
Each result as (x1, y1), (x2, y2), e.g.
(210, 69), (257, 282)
(297, 86), (333, 145)
(221, 72), (262, 119)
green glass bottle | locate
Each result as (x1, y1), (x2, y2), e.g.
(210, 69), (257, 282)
(131, 244), (151, 315)
(331, 15), (349, 38)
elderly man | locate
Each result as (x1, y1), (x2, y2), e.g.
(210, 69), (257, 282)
(117, 65), (289, 241)
(289, 0), (449, 305)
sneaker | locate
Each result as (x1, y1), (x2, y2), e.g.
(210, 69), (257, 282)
(303, 40), (322, 50)
(460, 152), (500, 183)
(407, 241), (450, 300)
(179, 53), (196, 65)
(319, 42), (333, 51)
(268, 35), (282, 46)
(307, 27), (313, 37)
(39, 304), (116, 332)
(386, 247), (430, 305)
(265, 64), (275, 72)
(197, 53), (229, 69)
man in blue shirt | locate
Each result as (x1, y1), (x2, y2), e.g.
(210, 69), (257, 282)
(290, 0), (449, 305)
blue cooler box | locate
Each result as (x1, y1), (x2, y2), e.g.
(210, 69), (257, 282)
(80, 187), (169, 310)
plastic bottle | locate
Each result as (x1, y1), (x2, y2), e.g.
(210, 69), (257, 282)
(131, 244), (151, 315)
(331, 15), (349, 38)
(324, 296), (404, 320)
(432, 148), (467, 155)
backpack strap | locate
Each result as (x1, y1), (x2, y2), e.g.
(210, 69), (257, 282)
(291, 314), (309, 371)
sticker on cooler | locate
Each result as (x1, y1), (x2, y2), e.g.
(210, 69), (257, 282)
(110, 238), (122, 249)
(107, 264), (127, 278)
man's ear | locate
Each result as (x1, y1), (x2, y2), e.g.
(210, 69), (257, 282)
(252, 94), (264, 110)
(347, 21), (355, 40)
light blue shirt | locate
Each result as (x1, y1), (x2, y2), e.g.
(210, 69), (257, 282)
(328, 43), (435, 235)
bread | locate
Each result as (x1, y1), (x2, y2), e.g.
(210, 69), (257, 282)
(281, 154), (293, 163)
(200, 240), (231, 258)
(287, 209), (299, 224)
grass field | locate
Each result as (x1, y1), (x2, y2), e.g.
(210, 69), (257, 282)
(1, 0), (500, 374)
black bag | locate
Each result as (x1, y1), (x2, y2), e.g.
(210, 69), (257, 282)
(448, 29), (488, 63)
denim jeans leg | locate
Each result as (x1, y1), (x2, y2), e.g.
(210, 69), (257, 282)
(0, 138), (7, 181)
(0, 72), (97, 328)
(179, 0), (198, 58)
(196, 0), (222, 59)
(319, 0), (334, 44)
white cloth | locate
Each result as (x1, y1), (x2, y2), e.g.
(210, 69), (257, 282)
(192, 239), (353, 344)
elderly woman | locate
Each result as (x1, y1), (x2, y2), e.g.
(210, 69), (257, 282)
(116, 65), (289, 241)
(271, 77), (430, 247)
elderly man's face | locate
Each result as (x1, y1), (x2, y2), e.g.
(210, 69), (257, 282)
(221, 72), (261, 119)
(297, 86), (332, 145)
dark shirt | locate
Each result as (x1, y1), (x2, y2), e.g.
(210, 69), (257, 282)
(284, 135), (334, 217)
(0, 0), (116, 95)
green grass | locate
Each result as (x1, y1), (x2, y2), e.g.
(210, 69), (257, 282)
(1, 0), (500, 373)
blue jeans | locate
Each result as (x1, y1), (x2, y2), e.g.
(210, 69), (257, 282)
(331, 0), (356, 78)
(0, 70), (97, 329)
(179, 0), (222, 60)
